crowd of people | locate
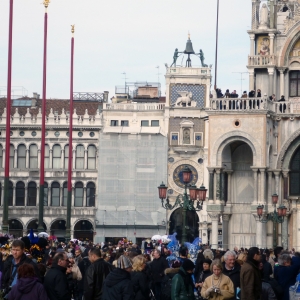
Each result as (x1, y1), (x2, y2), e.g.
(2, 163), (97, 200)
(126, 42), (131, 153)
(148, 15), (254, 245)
(0, 235), (299, 300)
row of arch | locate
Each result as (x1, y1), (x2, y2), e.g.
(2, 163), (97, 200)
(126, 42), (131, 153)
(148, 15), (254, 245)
(0, 181), (96, 207)
(8, 218), (94, 240)
(0, 144), (97, 170)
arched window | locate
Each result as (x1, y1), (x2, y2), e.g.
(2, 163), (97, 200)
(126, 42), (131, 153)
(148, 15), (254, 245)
(8, 181), (13, 206)
(27, 182), (37, 206)
(87, 145), (96, 169)
(0, 145), (3, 168)
(75, 182), (83, 207)
(45, 145), (50, 168)
(29, 144), (38, 169)
(52, 145), (61, 169)
(16, 181), (25, 206)
(87, 182), (95, 207)
(290, 71), (300, 97)
(51, 182), (60, 206)
(10, 144), (14, 168)
(63, 182), (67, 206)
(76, 145), (84, 169)
(17, 144), (26, 169)
(64, 145), (69, 169)
(44, 182), (48, 206)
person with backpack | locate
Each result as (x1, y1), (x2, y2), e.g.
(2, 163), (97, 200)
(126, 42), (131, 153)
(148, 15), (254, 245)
(131, 255), (150, 300)
(171, 259), (195, 300)
(161, 260), (181, 300)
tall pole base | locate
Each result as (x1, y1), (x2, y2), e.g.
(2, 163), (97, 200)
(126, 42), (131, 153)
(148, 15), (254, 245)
(65, 190), (72, 242)
(37, 185), (45, 232)
(2, 177), (9, 234)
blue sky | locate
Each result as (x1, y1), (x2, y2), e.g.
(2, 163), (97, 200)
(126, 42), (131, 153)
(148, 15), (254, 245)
(0, 0), (252, 99)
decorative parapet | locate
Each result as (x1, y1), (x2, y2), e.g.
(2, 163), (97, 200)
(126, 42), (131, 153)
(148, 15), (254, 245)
(208, 97), (273, 112)
(0, 107), (102, 126)
(248, 55), (276, 67)
(166, 66), (212, 76)
(103, 103), (165, 111)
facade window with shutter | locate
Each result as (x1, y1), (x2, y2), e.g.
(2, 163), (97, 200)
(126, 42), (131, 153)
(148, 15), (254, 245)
(44, 145), (50, 168)
(16, 181), (25, 206)
(87, 145), (96, 169)
(29, 144), (38, 168)
(51, 182), (60, 206)
(75, 182), (84, 207)
(76, 145), (84, 169)
(52, 145), (61, 169)
(87, 182), (95, 207)
(17, 145), (26, 169)
(64, 145), (69, 169)
(27, 182), (37, 206)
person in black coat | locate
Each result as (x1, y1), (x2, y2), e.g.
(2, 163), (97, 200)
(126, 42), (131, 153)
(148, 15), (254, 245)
(2, 240), (40, 291)
(149, 249), (168, 300)
(195, 258), (212, 298)
(222, 251), (241, 300)
(103, 255), (134, 300)
(83, 247), (113, 300)
(131, 255), (150, 300)
(44, 252), (71, 300)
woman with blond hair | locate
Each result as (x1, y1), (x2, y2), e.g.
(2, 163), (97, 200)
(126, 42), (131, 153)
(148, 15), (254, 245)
(131, 255), (150, 300)
(201, 259), (234, 300)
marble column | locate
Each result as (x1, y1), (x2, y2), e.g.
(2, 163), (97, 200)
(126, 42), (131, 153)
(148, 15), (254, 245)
(250, 34), (255, 56)
(220, 172), (225, 204)
(60, 186), (64, 206)
(215, 168), (222, 204)
(249, 69), (255, 92)
(3, 149), (5, 169)
(282, 200), (289, 250)
(24, 187), (28, 206)
(267, 170), (273, 205)
(279, 68), (286, 97)
(268, 68), (275, 96)
(14, 149), (17, 168)
(84, 150), (88, 170)
(25, 149), (29, 169)
(72, 149), (76, 170)
(292, 208), (297, 250)
(226, 170), (233, 205)
(282, 170), (289, 200)
(209, 213), (219, 249)
(269, 33), (274, 55)
(207, 168), (214, 204)
(12, 186), (16, 206)
(38, 149), (41, 169)
(251, 168), (258, 204)
(61, 149), (65, 169)
(260, 168), (266, 204)
(49, 150), (53, 169)
(200, 221), (208, 245)
(83, 187), (87, 206)
(273, 170), (281, 198)
(36, 185), (39, 206)
(1, 182), (4, 206)
(254, 214), (263, 248)
(222, 214), (230, 249)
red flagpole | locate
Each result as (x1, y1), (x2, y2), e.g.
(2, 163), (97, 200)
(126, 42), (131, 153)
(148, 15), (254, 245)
(3, 0), (14, 233)
(214, 0), (219, 91)
(66, 25), (75, 241)
(38, 0), (49, 232)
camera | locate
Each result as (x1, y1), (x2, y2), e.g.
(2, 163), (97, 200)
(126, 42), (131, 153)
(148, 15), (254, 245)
(214, 288), (219, 293)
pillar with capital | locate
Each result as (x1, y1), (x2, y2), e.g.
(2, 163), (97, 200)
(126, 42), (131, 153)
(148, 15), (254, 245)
(254, 214), (263, 248)
(199, 221), (208, 245)
(251, 168), (258, 204)
(249, 34), (255, 56)
(222, 214), (230, 249)
(269, 33), (275, 55)
(207, 168), (214, 204)
(278, 68), (286, 97)
(268, 68), (275, 96)
(215, 168), (222, 204)
(249, 69), (255, 92)
(209, 213), (219, 249)
(226, 170), (233, 205)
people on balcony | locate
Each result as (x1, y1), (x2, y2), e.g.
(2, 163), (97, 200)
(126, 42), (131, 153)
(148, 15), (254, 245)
(257, 89), (262, 97)
(278, 95), (286, 113)
(224, 89), (231, 98)
(216, 88), (223, 98)
(248, 90), (255, 97)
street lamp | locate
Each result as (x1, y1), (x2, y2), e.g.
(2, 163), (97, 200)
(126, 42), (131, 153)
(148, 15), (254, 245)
(158, 165), (207, 244)
(256, 193), (287, 248)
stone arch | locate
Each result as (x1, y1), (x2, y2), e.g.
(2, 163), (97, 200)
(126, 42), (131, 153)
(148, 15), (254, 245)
(211, 131), (262, 167)
(73, 218), (94, 229)
(279, 25), (300, 67)
(8, 217), (25, 228)
(276, 129), (300, 169)
(49, 218), (66, 229)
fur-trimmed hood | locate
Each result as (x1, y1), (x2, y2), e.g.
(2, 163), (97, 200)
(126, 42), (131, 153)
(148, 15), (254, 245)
(164, 267), (180, 275)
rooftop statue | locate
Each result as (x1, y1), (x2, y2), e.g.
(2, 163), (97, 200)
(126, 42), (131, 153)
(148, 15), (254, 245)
(170, 48), (182, 67)
(259, 3), (269, 29)
(197, 49), (208, 67)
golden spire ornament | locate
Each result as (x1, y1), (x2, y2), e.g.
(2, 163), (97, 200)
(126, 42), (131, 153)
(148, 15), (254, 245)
(71, 25), (75, 35)
(43, 0), (50, 8)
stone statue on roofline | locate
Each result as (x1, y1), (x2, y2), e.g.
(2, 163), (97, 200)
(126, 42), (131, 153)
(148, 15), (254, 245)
(170, 48), (182, 67)
(197, 49), (208, 67)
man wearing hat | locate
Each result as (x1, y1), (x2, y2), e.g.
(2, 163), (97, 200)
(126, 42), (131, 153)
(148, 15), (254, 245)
(171, 259), (195, 300)
(102, 255), (134, 300)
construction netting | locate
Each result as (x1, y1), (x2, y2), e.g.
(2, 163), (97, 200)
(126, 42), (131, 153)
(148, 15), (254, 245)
(96, 133), (168, 241)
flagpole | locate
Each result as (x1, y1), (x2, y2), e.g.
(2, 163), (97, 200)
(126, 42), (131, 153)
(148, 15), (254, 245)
(38, 0), (50, 233)
(2, 0), (14, 234)
(214, 0), (220, 91)
(66, 25), (75, 242)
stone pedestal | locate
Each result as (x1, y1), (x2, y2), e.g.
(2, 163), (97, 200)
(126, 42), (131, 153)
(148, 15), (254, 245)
(222, 214), (230, 249)
(209, 213), (219, 249)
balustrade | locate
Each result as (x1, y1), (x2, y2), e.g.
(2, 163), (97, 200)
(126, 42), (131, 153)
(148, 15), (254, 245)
(248, 55), (276, 66)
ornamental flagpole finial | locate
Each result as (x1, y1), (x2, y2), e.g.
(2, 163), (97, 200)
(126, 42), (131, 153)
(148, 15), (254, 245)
(43, 0), (50, 8)
(71, 25), (75, 35)
(188, 31), (190, 40)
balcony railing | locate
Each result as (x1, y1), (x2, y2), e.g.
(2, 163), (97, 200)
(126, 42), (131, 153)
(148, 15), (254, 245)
(274, 101), (300, 114)
(248, 55), (276, 66)
(209, 97), (273, 111)
(103, 103), (165, 111)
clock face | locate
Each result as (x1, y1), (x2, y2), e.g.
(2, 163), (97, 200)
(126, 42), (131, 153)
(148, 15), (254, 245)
(173, 164), (198, 188)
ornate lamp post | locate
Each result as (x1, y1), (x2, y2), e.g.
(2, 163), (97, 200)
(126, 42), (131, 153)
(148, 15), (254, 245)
(256, 193), (287, 248)
(158, 165), (207, 244)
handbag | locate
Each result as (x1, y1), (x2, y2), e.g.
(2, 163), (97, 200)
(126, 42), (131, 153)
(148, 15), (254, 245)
(289, 281), (300, 300)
